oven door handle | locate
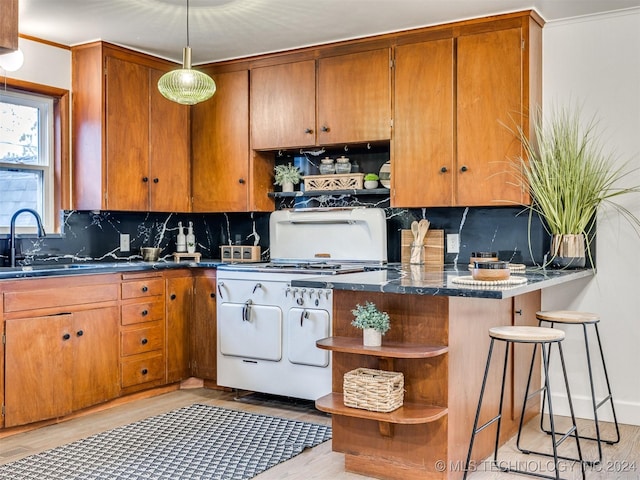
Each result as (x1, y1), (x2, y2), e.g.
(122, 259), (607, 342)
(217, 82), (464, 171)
(242, 299), (253, 322)
(217, 282), (225, 300)
(300, 309), (309, 326)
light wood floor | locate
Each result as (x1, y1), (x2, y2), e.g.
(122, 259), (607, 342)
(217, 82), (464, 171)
(0, 387), (638, 479)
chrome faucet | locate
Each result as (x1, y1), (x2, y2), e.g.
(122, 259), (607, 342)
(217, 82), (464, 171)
(9, 208), (46, 267)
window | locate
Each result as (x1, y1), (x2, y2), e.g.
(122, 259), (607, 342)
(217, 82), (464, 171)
(1, 88), (56, 234)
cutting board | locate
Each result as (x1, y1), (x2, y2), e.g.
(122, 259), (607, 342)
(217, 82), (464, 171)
(400, 229), (444, 265)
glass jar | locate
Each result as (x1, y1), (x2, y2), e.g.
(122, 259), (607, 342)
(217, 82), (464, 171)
(335, 156), (351, 174)
(319, 157), (335, 175)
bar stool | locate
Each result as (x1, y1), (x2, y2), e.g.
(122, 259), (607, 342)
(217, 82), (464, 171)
(463, 326), (585, 480)
(536, 310), (620, 465)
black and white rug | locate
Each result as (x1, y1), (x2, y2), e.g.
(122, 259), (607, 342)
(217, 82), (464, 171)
(0, 404), (332, 480)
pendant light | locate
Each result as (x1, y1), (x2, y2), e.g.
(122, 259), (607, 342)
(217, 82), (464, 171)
(158, 0), (216, 105)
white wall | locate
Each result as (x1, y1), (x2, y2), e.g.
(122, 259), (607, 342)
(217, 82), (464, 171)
(543, 8), (640, 426)
(7, 37), (71, 90)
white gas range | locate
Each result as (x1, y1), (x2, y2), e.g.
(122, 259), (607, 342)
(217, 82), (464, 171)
(216, 208), (387, 400)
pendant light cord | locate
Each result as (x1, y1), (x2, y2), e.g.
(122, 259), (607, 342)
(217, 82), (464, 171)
(186, 0), (190, 47)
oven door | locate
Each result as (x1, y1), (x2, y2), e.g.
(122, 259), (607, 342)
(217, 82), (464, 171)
(287, 307), (330, 367)
(218, 302), (282, 361)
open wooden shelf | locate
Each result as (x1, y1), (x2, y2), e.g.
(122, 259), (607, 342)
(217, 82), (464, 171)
(269, 188), (389, 198)
(316, 336), (448, 358)
(316, 393), (447, 425)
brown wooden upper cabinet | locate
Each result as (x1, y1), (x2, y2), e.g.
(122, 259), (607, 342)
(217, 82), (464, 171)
(250, 48), (392, 150)
(0, 0), (18, 54)
(393, 13), (542, 207)
(72, 42), (190, 212)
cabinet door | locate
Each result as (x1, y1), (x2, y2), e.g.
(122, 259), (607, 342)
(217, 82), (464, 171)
(250, 60), (316, 150)
(4, 314), (74, 427)
(192, 70), (251, 212)
(191, 273), (217, 380)
(317, 49), (391, 145)
(457, 27), (524, 206)
(105, 56), (150, 211)
(72, 307), (120, 411)
(149, 69), (191, 212)
(393, 39), (454, 207)
(166, 275), (193, 383)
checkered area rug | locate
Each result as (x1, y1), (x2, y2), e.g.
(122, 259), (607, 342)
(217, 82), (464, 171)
(0, 404), (332, 479)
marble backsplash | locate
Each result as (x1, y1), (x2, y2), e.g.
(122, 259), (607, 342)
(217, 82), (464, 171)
(1, 198), (553, 267)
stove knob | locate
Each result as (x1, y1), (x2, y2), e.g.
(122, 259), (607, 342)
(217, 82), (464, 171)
(285, 287), (291, 297)
(325, 290), (331, 300)
(301, 288), (307, 297)
(297, 297), (304, 306)
(308, 289), (315, 298)
(292, 288), (299, 298)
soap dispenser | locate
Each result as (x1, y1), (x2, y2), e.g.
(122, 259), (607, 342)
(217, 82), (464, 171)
(176, 221), (186, 252)
(186, 221), (196, 253)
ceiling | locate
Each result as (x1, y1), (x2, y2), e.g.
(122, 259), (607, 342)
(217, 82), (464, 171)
(18, 0), (640, 65)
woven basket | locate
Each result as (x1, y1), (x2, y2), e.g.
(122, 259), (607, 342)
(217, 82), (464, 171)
(343, 368), (404, 413)
(303, 173), (364, 191)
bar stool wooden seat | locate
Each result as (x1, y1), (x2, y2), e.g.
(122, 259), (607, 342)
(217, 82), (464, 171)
(536, 310), (620, 464)
(463, 326), (585, 480)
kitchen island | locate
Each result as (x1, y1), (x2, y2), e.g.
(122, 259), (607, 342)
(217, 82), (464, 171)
(292, 265), (593, 480)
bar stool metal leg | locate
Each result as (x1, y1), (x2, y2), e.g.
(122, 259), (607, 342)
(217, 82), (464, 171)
(464, 326), (585, 480)
(538, 319), (621, 465)
(463, 338), (506, 479)
(516, 341), (586, 479)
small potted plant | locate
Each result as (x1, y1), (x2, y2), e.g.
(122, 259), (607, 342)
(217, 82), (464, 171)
(363, 173), (379, 189)
(274, 163), (301, 192)
(351, 301), (390, 347)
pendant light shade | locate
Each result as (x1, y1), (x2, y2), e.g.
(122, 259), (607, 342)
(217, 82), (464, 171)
(157, 0), (216, 105)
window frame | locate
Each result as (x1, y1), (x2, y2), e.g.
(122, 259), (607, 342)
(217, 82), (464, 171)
(0, 78), (69, 234)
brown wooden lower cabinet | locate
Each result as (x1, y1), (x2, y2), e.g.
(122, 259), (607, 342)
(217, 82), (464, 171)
(190, 270), (217, 382)
(317, 289), (541, 480)
(4, 307), (120, 428)
(166, 272), (194, 384)
(0, 268), (219, 431)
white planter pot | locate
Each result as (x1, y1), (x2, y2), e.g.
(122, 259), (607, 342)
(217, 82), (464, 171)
(363, 328), (382, 347)
(281, 181), (294, 192)
(364, 180), (379, 189)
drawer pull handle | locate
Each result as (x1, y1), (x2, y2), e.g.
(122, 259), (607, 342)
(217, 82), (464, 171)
(141, 310), (148, 316)
(170, 293), (177, 300)
(440, 166), (448, 173)
(210, 292), (216, 299)
(141, 286), (148, 292)
(460, 165), (468, 172)
(62, 333), (71, 341)
(153, 178), (159, 183)
(76, 330), (84, 337)
(141, 338), (148, 345)
(141, 368), (148, 375)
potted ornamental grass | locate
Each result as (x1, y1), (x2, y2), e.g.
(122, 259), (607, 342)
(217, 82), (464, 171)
(351, 301), (390, 347)
(515, 104), (640, 268)
(274, 163), (301, 192)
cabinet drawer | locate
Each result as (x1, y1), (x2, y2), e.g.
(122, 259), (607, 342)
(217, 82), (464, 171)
(121, 352), (165, 387)
(121, 321), (164, 356)
(121, 300), (164, 325)
(4, 284), (118, 313)
(121, 278), (163, 300)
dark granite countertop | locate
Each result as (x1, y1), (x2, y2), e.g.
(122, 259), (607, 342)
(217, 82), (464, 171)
(0, 259), (225, 280)
(290, 264), (594, 299)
